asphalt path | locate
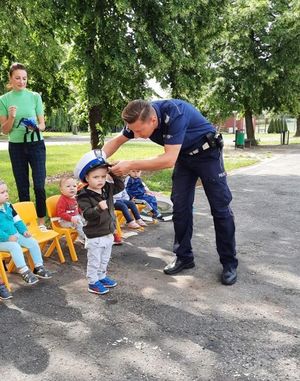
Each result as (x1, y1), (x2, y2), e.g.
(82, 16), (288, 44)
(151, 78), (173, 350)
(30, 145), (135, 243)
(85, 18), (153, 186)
(0, 145), (299, 381)
(0, 135), (90, 150)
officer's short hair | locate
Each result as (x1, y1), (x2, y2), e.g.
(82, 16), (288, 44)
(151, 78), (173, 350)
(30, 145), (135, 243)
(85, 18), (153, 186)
(122, 100), (154, 124)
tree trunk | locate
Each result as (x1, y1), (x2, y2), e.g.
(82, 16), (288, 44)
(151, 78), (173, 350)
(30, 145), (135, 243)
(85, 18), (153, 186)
(294, 116), (300, 137)
(244, 108), (257, 146)
(89, 105), (102, 149)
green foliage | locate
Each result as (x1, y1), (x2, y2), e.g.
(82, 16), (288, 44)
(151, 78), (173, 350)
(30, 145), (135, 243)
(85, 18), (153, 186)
(0, 0), (70, 114)
(268, 118), (288, 133)
(46, 109), (69, 132)
(131, 0), (226, 102)
(0, 0), (299, 145)
(52, 0), (152, 147)
(200, 0), (300, 139)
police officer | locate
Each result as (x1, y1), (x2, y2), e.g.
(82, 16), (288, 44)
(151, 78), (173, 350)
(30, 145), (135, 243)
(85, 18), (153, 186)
(103, 99), (238, 285)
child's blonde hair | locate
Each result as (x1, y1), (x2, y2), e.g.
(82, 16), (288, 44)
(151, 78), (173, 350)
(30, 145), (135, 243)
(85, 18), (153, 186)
(59, 176), (76, 188)
(0, 179), (6, 187)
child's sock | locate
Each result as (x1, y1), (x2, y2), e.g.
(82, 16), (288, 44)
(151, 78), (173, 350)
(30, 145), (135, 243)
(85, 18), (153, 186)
(18, 266), (29, 274)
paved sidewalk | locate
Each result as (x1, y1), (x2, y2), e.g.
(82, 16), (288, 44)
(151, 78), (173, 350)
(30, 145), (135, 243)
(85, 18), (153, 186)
(1, 146), (299, 381)
(0, 135), (90, 150)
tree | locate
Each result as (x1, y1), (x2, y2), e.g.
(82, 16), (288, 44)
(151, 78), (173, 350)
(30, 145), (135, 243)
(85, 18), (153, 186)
(131, 1), (228, 104)
(51, 0), (154, 148)
(52, 0), (229, 147)
(202, 0), (300, 144)
(0, 0), (69, 115)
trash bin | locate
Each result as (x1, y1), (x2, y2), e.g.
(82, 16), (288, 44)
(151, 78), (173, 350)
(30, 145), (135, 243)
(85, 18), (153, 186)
(235, 130), (245, 148)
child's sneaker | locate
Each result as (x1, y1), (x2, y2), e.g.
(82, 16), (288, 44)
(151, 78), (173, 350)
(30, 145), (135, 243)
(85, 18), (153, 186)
(113, 233), (123, 245)
(39, 224), (48, 232)
(100, 276), (117, 288)
(75, 236), (85, 245)
(33, 266), (52, 279)
(21, 270), (39, 285)
(0, 283), (12, 300)
(152, 212), (164, 221)
(88, 280), (109, 295)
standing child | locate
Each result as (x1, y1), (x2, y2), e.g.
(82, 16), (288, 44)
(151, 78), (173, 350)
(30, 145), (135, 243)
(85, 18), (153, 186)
(114, 188), (147, 228)
(56, 176), (86, 244)
(0, 179), (52, 285)
(74, 150), (124, 295)
(126, 169), (163, 220)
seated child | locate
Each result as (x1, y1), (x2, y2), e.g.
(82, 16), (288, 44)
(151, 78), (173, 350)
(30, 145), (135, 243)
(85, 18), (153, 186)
(125, 169), (163, 220)
(56, 176), (86, 244)
(74, 150), (124, 295)
(0, 179), (52, 285)
(0, 278), (12, 300)
(113, 189), (147, 229)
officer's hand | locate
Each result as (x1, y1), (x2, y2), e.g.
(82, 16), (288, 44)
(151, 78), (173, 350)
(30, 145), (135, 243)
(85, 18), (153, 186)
(110, 161), (132, 176)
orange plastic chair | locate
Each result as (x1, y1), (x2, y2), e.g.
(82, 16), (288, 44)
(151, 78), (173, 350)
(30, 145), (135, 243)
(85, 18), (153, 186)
(46, 195), (78, 262)
(12, 201), (65, 265)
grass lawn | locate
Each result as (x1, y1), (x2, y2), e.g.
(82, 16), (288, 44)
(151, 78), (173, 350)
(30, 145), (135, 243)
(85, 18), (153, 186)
(0, 141), (261, 202)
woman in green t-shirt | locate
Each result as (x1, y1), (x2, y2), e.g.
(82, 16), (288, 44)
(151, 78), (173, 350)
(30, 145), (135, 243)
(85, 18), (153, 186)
(0, 62), (47, 230)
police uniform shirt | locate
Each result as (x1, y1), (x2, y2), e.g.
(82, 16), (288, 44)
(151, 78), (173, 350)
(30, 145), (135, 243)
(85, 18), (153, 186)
(122, 99), (216, 153)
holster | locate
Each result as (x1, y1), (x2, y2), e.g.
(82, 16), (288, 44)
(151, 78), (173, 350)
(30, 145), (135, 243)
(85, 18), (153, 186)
(206, 132), (224, 149)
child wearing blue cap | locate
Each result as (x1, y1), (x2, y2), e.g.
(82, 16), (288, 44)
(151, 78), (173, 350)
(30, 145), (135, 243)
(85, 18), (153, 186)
(74, 150), (124, 295)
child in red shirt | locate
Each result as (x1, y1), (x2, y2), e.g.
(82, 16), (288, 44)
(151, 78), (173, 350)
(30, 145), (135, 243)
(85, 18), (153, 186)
(56, 176), (85, 244)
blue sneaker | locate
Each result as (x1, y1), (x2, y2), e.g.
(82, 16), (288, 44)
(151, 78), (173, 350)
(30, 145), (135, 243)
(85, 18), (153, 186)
(0, 283), (12, 300)
(88, 280), (109, 295)
(99, 276), (118, 288)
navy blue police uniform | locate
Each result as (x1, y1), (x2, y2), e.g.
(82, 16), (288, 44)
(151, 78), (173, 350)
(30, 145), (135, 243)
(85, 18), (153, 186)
(122, 99), (238, 272)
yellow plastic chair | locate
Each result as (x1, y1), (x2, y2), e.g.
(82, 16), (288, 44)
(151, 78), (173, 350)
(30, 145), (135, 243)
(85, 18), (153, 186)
(114, 204), (146, 234)
(46, 195), (78, 262)
(0, 248), (34, 291)
(12, 201), (65, 264)
(114, 211), (123, 239)
(0, 252), (13, 291)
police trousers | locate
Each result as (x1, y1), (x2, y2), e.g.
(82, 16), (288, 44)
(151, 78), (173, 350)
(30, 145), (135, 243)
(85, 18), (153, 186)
(171, 147), (237, 269)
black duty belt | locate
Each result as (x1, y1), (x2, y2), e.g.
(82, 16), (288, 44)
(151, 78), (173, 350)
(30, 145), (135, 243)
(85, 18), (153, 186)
(184, 133), (224, 156)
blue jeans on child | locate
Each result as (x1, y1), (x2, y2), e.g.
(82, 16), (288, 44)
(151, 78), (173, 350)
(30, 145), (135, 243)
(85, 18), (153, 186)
(114, 199), (141, 223)
(0, 233), (43, 269)
(135, 194), (159, 215)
